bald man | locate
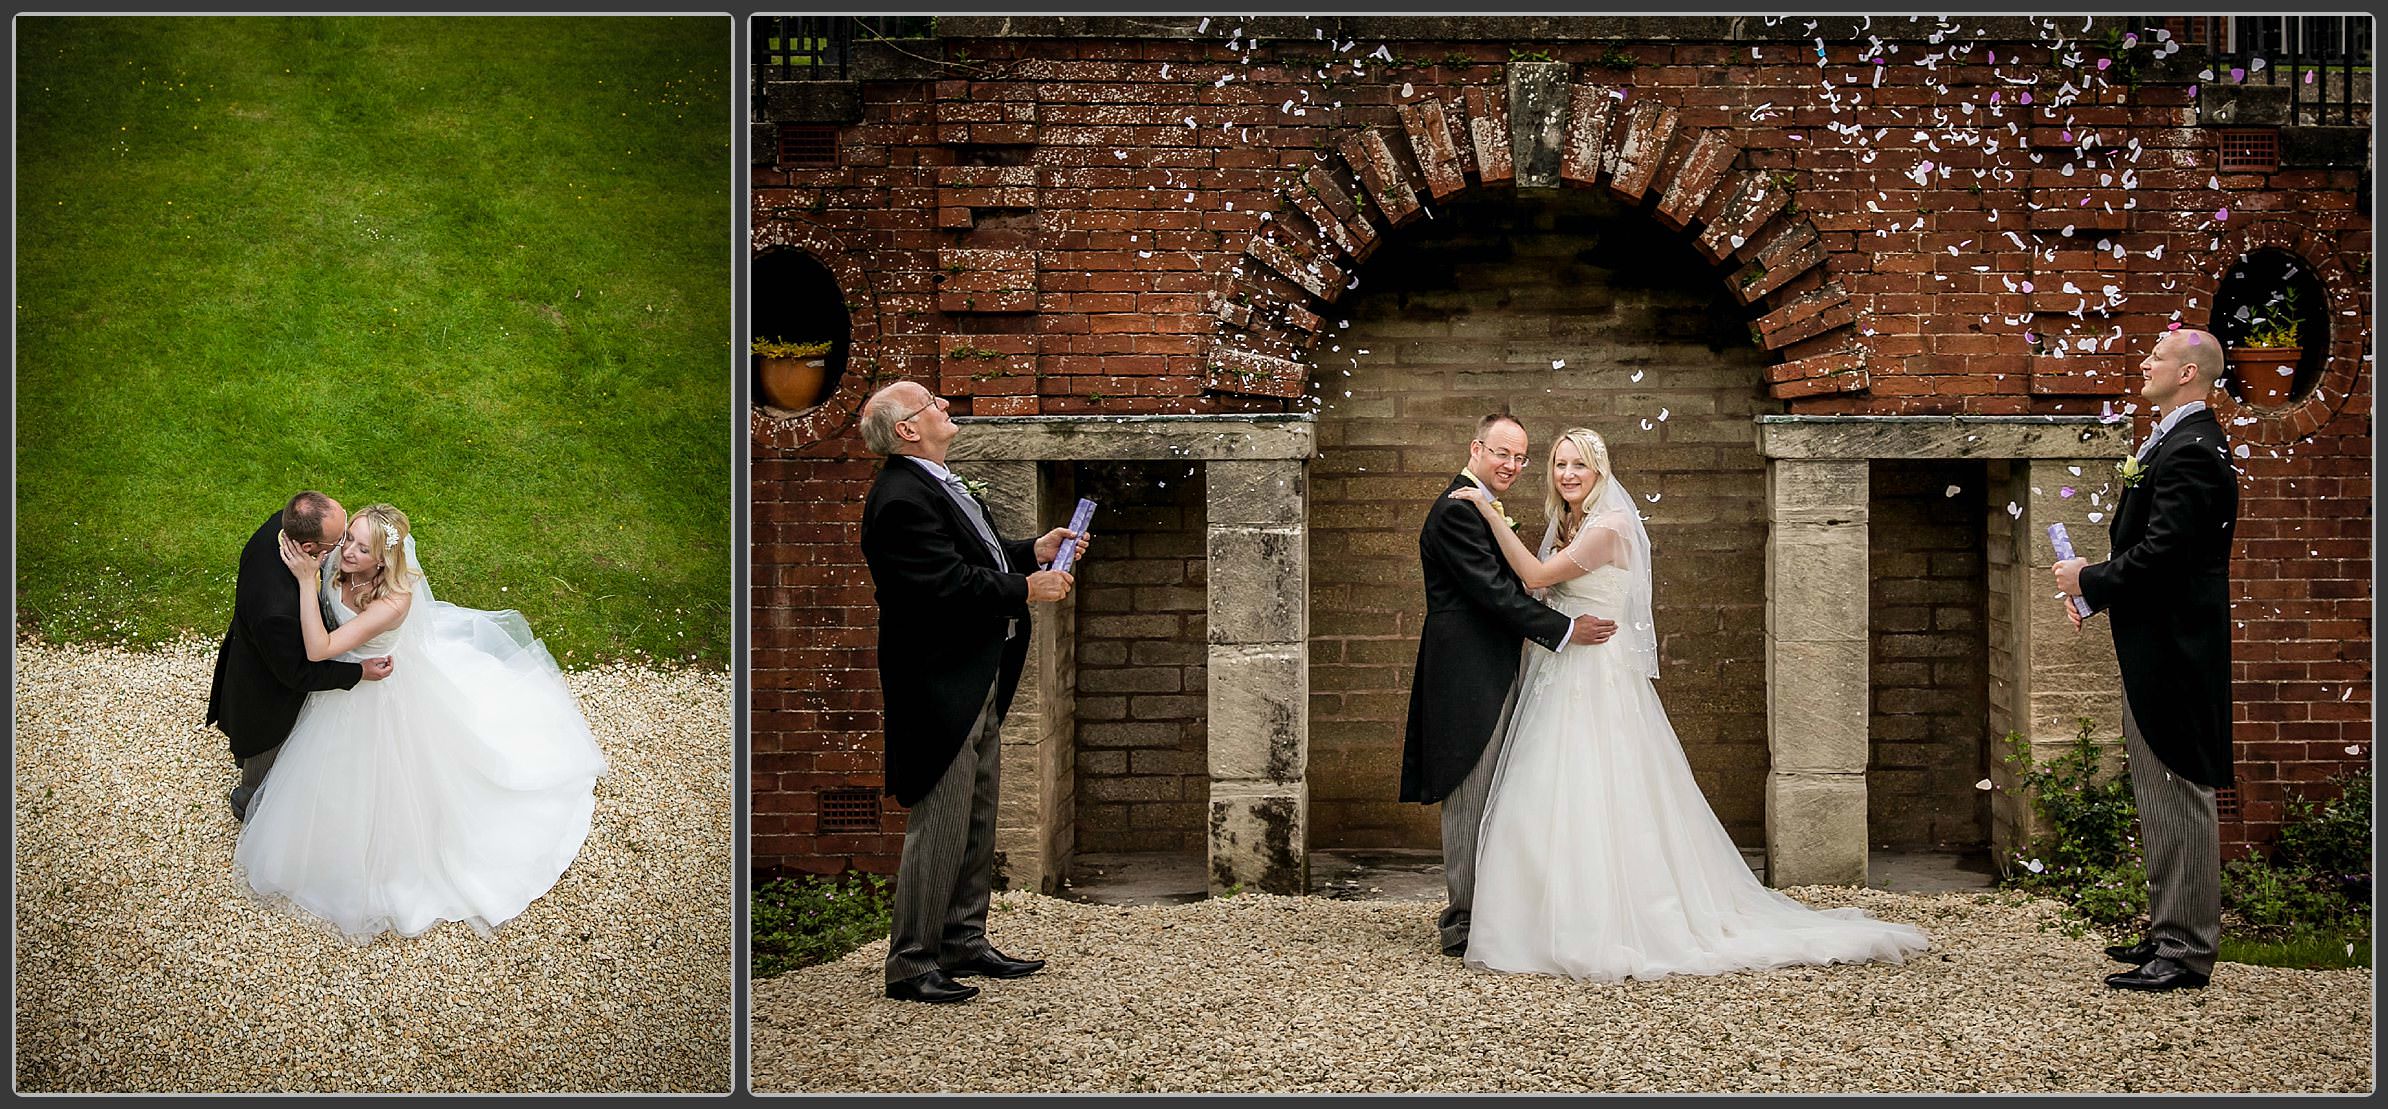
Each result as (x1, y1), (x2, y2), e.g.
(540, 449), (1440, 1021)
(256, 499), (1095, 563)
(2054, 327), (2239, 992)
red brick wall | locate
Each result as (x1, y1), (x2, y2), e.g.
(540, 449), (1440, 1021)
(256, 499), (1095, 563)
(752, 18), (2372, 876)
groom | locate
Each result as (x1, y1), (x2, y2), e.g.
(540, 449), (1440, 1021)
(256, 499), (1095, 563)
(206, 490), (394, 820)
(2055, 327), (2239, 992)
(859, 381), (1087, 1004)
(1402, 412), (1614, 956)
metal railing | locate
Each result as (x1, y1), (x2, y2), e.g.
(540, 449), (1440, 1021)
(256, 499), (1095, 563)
(752, 15), (934, 83)
(2180, 15), (2373, 127)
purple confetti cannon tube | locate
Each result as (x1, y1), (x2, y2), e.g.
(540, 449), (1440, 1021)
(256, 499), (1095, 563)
(2047, 523), (2093, 618)
(1051, 498), (1098, 574)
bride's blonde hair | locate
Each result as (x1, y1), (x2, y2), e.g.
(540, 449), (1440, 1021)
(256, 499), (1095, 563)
(1542, 427), (1612, 547)
(347, 504), (419, 607)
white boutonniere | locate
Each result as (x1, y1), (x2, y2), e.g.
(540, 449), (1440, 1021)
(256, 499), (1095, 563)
(958, 476), (991, 501)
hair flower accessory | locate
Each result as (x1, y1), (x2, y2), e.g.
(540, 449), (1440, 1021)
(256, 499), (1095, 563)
(379, 520), (401, 547)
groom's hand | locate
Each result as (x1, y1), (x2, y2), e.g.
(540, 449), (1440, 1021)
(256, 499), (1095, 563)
(359, 656), (395, 681)
(1569, 614), (1617, 645)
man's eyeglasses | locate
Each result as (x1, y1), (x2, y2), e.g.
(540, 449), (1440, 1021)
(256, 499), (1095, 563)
(893, 395), (943, 425)
(1475, 443), (1529, 466)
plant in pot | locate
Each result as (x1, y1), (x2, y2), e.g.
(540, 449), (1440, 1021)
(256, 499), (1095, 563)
(753, 338), (836, 411)
(2226, 286), (2304, 411)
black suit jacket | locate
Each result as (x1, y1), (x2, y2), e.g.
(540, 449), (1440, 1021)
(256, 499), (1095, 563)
(2077, 406), (2238, 788)
(206, 513), (365, 760)
(860, 456), (1038, 807)
(1401, 475), (1574, 803)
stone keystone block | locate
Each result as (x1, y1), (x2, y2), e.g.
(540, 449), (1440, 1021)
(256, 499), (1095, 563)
(1207, 526), (1307, 644)
(1209, 785), (1308, 895)
(1765, 773), (1868, 887)
(1208, 646), (1308, 781)
(1506, 61), (1571, 188)
(1206, 459), (1307, 528)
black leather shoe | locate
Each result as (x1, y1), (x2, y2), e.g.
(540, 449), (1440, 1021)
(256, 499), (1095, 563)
(1441, 943), (1467, 958)
(2105, 956), (2210, 991)
(2104, 939), (2160, 965)
(945, 949), (1045, 979)
(885, 969), (979, 1003)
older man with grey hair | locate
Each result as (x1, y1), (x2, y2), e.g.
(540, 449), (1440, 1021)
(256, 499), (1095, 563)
(857, 380), (1088, 1003)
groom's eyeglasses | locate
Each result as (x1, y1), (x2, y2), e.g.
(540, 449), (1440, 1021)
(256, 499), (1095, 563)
(1476, 444), (1529, 466)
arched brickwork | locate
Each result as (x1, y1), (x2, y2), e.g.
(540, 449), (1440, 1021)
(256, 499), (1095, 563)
(1202, 82), (1868, 406)
(2187, 215), (2371, 446)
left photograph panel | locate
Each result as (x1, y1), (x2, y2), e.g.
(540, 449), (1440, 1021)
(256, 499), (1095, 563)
(13, 15), (734, 1093)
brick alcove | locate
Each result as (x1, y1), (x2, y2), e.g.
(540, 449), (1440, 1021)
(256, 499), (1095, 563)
(750, 215), (884, 451)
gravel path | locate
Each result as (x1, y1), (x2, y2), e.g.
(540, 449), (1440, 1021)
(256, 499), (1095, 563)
(751, 887), (2372, 1093)
(13, 637), (733, 1093)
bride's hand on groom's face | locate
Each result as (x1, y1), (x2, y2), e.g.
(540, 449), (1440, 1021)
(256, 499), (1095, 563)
(276, 532), (323, 581)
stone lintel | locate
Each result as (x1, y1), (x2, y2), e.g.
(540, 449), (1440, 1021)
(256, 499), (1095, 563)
(950, 414), (1316, 462)
(1758, 415), (2129, 461)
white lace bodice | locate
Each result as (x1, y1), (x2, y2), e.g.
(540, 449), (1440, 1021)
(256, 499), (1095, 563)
(325, 584), (404, 660)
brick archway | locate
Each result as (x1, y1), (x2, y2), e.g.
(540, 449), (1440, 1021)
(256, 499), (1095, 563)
(1201, 65), (1869, 405)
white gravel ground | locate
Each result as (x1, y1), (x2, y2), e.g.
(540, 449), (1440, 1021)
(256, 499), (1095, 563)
(752, 887), (2373, 1094)
(13, 637), (734, 1093)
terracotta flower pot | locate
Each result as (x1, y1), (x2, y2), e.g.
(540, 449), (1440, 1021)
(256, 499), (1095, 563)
(2227, 346), (2300, 410)
(758, 355), (831, 411)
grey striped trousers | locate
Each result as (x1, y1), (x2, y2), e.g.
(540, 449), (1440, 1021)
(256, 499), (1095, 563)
(2124, 698), (2221, 976)
(884, 683), (1004, 984)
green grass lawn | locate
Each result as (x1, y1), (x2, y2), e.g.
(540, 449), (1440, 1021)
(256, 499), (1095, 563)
(16, 16), (731, 666)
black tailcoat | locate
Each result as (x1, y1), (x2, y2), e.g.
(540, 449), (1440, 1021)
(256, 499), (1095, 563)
(206, 513), (365, 760)
(1400, 475), (1573, 803)
(860, 456), (1036, 807)
(2077, 406), (2239, 788)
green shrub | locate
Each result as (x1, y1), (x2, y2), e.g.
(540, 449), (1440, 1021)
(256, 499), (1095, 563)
(2002, 722), (2372, 948)
(1999, 721), (2149, 931)
(752, 870), (893, 978)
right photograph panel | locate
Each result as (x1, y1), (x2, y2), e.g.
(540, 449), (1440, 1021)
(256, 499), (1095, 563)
(748, 14), (2375, 1095)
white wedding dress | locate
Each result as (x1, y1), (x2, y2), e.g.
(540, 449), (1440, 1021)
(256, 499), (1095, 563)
(1465, 498), (1929, 982)
(234, 565), (608, 941)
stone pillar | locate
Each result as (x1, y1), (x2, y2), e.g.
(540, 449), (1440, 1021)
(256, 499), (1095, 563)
(1764, 458), (1871, 886)
(1204, 459), (1309, 895)
(1985, 458), (2126, 862)
(958, 459), (1076, 894)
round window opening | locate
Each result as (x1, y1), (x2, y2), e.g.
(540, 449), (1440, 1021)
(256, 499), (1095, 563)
(752, 249), (850, 415)
(2211, 249), (2327, 411)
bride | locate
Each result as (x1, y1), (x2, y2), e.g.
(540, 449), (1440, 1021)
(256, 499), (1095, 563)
(1448, 428), (1928, 981)
(234, 503), (609, 941)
